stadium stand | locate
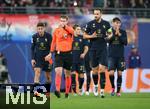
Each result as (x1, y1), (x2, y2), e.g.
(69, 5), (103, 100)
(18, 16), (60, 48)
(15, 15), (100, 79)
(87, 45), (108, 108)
(0, 0), (150, 17)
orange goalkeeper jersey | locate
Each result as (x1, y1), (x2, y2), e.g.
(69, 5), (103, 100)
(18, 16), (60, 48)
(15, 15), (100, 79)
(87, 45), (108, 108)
(50, 25), (74, 52)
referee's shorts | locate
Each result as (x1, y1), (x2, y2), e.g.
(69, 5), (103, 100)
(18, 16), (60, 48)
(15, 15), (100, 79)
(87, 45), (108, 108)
(54, 51), (72, 70)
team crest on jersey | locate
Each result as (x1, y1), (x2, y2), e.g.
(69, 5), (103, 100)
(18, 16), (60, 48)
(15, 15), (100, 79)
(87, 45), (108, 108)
(121, 62), (125, 67)
(93, 23), (96, 28)
(97, 29), (101, 34)
(103, 25), (106, 28)
(45, 38), (47, 42)
(115, 37), (118, 40)
(79, 39), (82, 42)
(84, 25), (87, 31)
(40, 42), (44, 47)
(64, 34), (67, 38)
(36, 38), (39, 42)
(75, 42), (79, 47)
(85, 24), (88, 28)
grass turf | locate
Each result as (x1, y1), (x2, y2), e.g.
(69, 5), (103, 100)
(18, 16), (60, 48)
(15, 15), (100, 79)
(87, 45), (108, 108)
(51, 93), (150, 109)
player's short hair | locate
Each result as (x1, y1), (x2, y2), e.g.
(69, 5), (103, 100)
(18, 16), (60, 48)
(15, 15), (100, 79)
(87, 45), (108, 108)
(37, 22), (45, 27)
(112, 17), (121, 23)
(60, 15), (69, 20)
(93, 8), (102, 13)
(73, 24), (80, 30)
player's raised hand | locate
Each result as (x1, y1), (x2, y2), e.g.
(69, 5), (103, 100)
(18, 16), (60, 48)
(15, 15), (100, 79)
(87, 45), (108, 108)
(45, 53), (52, 61)
(31, 59), (36, 67)
(59, 24), (65, 28)
(92, 32), (97, 38)
(115, 27), (121, 36)
(106, 33), (113, 39)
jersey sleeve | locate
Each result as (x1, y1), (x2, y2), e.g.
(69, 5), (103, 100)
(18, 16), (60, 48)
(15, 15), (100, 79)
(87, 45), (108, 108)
(50, 30), (57, 52)
(64, 25), (74, 35)
(84, 23), (91, 34)
(106, 22), (111, 31)
(83, 38), (89, 47)
(31, 35), (36, 59)
(119, 30), (128, 45)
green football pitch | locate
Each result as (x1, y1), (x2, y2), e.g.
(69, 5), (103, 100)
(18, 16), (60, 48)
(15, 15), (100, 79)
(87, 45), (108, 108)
(51, 93), (150, 109)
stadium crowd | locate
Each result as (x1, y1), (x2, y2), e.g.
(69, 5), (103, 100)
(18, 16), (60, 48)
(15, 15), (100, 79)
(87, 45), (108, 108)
(0, 0), (150, 8)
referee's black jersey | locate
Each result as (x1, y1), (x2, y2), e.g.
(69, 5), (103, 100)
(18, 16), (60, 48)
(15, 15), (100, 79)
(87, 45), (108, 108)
(31, 32), (52, 59)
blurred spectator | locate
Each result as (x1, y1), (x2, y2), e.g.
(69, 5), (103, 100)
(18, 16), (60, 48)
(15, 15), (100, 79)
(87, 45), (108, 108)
(48, 0), (56, 7)
(93, 0), (104, 7)
(74, 7), (82, 15)
(0, 0), (150, 16)
(121, 0), (130, 8)
(0, 52), (7, 66)
(128, 45), (141, 68)
(84, 0), (93, 7)
(114, 0), (120, 8)
(17, 0), (26, 7)
(144, 0), (150, 8)
(25, 0), (36, 14)
(3, 0), (12, 6)
(0, 17), (12, 41)
(0, 0), (149, 8)
(129, 0), (148, 8)
(134, 0), (145, 8)
(106, 0), (115, 8)
(129, 0), (136, 8)
(81, 7), (90, 15)
(0, 52), (9, 83)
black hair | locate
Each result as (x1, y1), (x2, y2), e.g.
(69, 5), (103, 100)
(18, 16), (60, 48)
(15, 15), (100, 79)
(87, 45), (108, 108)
(93, 8), (102, 13)
(112, 17), (121, 22)
(60, 15), (69, 20)
(37, 22), (45, 27)
(73, 24), (80, 30)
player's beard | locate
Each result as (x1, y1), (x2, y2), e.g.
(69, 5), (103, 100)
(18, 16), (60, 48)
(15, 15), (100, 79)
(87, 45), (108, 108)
(95, 17), (101, 22)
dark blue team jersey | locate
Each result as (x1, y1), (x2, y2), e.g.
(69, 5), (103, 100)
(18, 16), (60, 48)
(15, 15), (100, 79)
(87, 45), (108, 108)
(108, 29), (127, 58)
(84, 19), (110, 50)
(72, 35), (88, 63)
(31, 32), (52, 59)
